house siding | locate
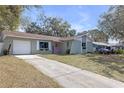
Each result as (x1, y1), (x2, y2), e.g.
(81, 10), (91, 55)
(2, 37), (52, 54)
(60, 42), (66, 54)
(1, 32), (94, 55)
(87, 42), (93, 53)
(60, 41), (72, 54)
(0, 43), (3, 55)
(86, 36), (93, 53)
(61, 36), (93, 54)
(31, 39), (38, 54)
(70, 40), (82, 54)
(69, 36), (93, 54)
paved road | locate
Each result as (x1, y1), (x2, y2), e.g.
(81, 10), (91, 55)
(15, 55), (124, 88)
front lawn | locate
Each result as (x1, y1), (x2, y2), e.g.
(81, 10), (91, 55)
(41, 54), (124, 82)
(0, 56), (60, 88)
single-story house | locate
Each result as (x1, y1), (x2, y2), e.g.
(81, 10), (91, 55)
(0, 31), (94, 55)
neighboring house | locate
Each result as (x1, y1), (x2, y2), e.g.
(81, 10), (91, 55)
(0, 31), (94, 55)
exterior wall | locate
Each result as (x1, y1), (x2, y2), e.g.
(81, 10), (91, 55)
(1, 35), (93, 55)
(3, 37), (33, 54)
(61, 36), (93, 54)
(86, 37), (93, 53)
(92, 44), (99, 52)
(31, 39), (39, 54)
(2, 37), (53, 54)
(0, 32), (4, 42)
(61, 41), (68, 54)
(61, 41), (72, 54)
(52, 42), (63, 54)
(61, 42), (67, 54)
(69, 35), (93, 54)
(87, 42), (93, 53)
(31, 40), (52, 54)
(0, 43), (3, 55)
(70, 40), (82, 54)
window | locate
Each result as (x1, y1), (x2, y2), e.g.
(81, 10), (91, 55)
(82, 43), (86, 49)
(39, 42), (49, 51)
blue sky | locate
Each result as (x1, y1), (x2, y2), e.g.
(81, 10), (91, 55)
(23, 5), (117, 43)
(42, 5), (110, 32)
(24, 5), (110, 32)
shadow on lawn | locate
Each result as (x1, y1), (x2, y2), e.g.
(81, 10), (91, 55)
(87, 55), (124, 82)
(89, 55), (124, 75)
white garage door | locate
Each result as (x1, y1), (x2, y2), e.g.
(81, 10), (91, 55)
(13, 40), (31, 54)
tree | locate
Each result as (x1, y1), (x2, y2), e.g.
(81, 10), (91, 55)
(25, 16), (76, 37)
(25, 22), (42, 34)
(0, 6), (22, 31)
(88, 29), (108, 42)
(77, 29), (108, 42)
(77, 31), (88, 35)
(20, 5), (43, 30)
(0, 5), (42, 32)
(98, 5), (124, 42)
(20, 15), (32, 31)
(68, 29), (76, 36)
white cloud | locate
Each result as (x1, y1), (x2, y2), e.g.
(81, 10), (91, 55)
(72, 11), (99, 32)
(78, 12), (90, 24)
(71, 12), (92, 32)
(71, 24), (91, 32)
(45, 12), (59, 17)
(71, 23), (98, 33)
(71, 24), (83, 32)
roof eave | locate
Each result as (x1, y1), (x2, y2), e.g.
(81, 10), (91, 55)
(5, 35), (61, 42)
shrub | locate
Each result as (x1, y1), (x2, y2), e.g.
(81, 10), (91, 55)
(66, 49), (70, 54)
(3, 49), (9, 55)
(114, 49), (124, 54)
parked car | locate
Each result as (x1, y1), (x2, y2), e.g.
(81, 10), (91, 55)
(98, 48), (111, 54)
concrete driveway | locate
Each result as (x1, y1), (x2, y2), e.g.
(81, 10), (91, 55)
(15, 55), (124, 88)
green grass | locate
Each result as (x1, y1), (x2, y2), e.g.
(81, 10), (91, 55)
(41, 54), (124, 82)
(0, 56), (60, 88)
